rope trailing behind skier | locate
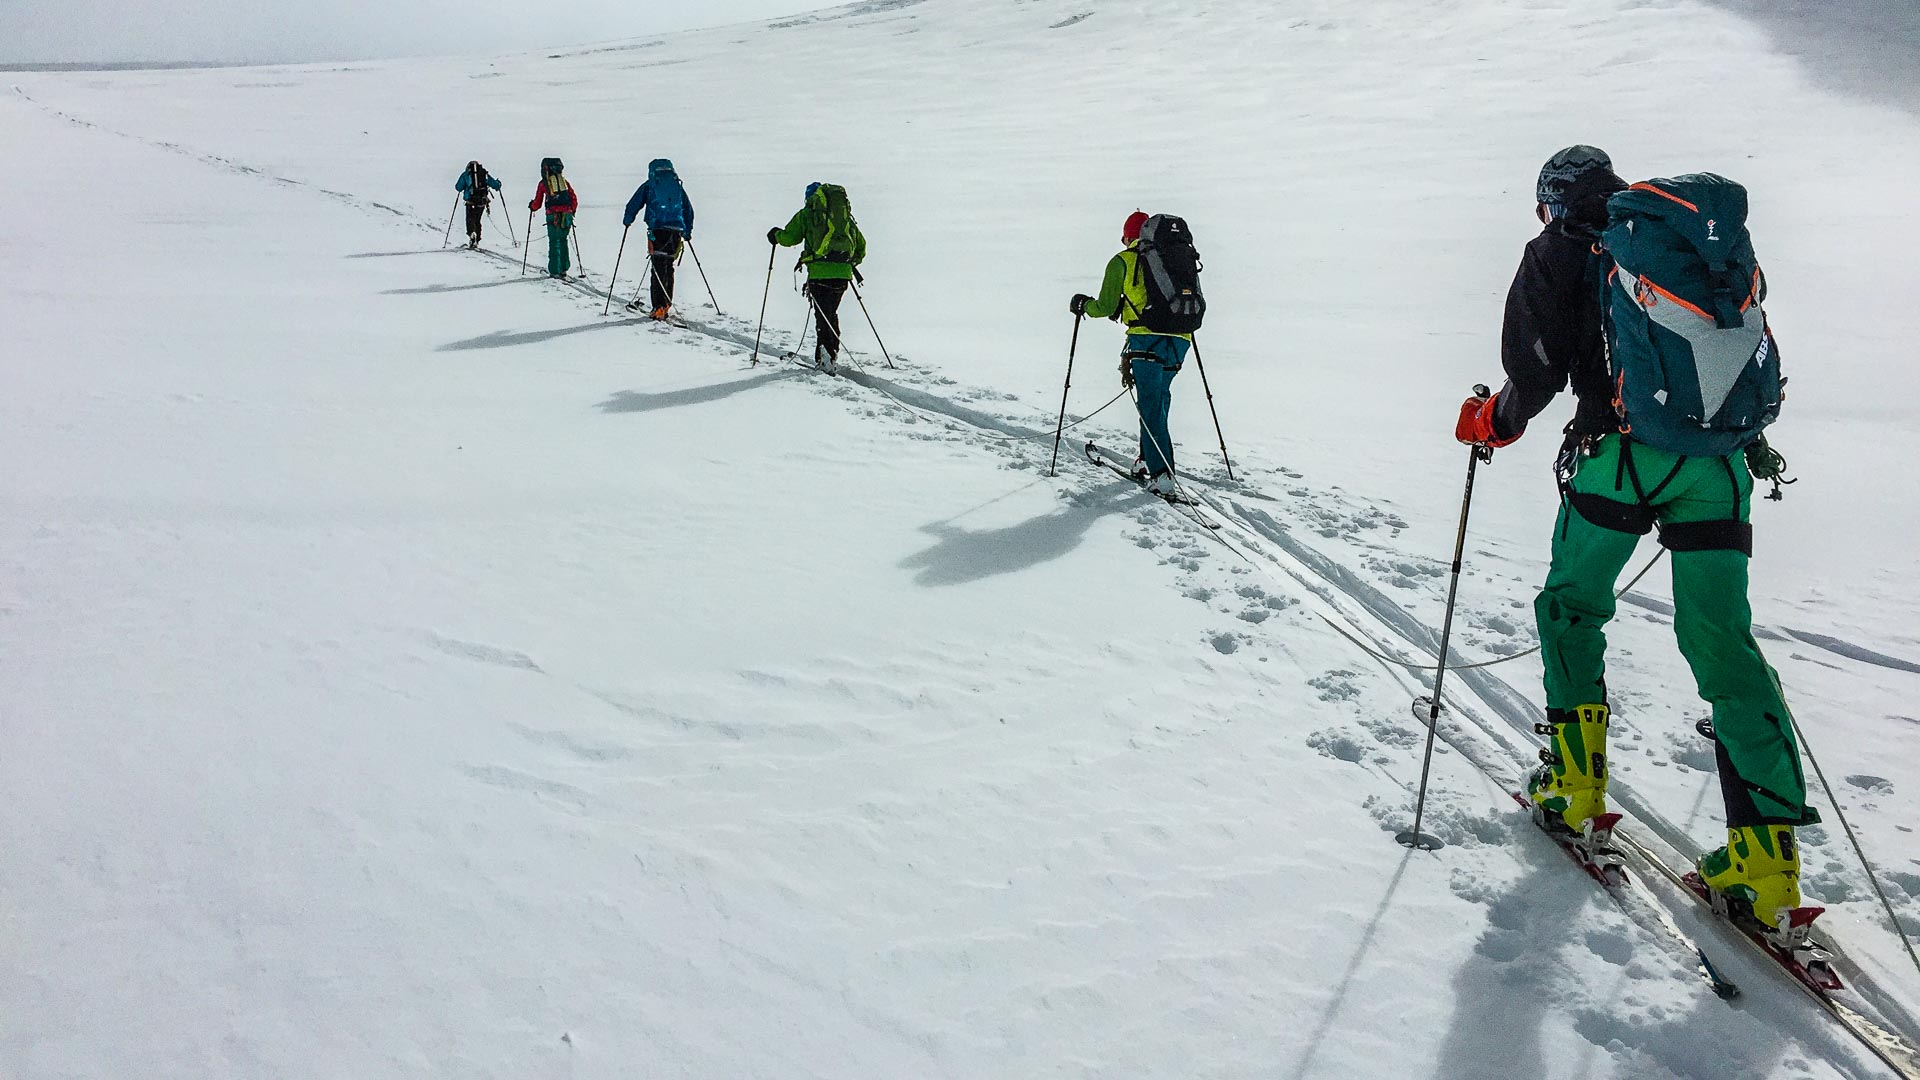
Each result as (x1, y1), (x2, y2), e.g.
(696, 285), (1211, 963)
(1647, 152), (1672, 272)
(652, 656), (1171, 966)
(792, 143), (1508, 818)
(1313, 549), (1670, 674)
(984, 389), (1129, 444)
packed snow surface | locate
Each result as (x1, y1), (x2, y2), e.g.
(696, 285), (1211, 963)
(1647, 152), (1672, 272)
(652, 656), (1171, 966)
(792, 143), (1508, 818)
(5, 1), (1920, 1077)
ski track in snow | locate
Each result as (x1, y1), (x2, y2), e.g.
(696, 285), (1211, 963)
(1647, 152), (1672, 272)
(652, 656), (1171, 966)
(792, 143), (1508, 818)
(9, 14), (1920, 1073)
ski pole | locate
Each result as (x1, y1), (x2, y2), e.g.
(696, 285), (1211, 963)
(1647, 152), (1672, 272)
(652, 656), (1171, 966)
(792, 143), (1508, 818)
(646, 255), (676, 317)
(751, 241), (777, 366)
(1049, 314), (1084, 477)
(521, 210), (535, 275)
(1398, 384), (1495, 854)
(603, 225), (630, 316)
(847, 275), (895, 369)
(571, 221), (586, 278)
(497, 198), (515, 246)
(443, 197), (460, 248)
(686, 240), (722, 314)
(1189, 338), (1236, 481)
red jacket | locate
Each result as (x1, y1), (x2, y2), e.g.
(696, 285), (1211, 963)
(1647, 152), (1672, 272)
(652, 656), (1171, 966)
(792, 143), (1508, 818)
(529, 178), (578, 217)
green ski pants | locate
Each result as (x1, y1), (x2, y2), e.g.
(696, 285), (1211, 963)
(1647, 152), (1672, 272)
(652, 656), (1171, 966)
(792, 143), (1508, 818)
(1537, 433), (1809, 828)
(545, 215), (573, 277)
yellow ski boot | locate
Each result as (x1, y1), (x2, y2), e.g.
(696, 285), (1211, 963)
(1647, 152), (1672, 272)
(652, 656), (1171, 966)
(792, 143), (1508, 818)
(1699, 825), (1803, 929)
(1528, 704), (1610, 833)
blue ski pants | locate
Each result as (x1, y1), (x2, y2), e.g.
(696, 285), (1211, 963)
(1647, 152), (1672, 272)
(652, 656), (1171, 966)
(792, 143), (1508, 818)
(1126, 333), (1189, 477)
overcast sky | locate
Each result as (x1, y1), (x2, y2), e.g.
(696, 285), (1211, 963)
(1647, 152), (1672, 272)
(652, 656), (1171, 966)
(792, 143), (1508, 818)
(0, 0), (841, 65)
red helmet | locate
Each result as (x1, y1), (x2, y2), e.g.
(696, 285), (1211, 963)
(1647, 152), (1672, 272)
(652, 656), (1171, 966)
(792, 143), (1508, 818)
(1122, 210), (1149, 242)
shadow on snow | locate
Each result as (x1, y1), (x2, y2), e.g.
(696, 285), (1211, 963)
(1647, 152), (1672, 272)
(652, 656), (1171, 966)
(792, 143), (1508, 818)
(438, 319), (646, 351)
(595, 370), (798, 414)
(383, 278), (535, 296)
(898, 479), (1145, 587)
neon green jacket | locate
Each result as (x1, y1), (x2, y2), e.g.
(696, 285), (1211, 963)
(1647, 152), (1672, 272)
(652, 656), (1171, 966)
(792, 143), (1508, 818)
(1083, 245), (1192, 341)
(772, 196), (867, 281)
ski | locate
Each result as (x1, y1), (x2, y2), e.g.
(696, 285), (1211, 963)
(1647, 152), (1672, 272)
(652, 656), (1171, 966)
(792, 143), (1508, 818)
(1620, 827), (1842, 996)
(1681, 871), (1842, 993)
(1510, 793), (1743, 1000)
(1612, 829), (1920, 1079)
(1083, 441), (1220, 529)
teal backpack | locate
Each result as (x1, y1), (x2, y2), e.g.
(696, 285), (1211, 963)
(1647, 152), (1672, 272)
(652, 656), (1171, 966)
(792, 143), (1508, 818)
(1601, 174), (1783, 457)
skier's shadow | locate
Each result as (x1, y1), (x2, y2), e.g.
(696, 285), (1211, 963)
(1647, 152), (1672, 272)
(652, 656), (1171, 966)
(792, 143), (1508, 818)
(383, 278), (532, 295)
(1426, 830), (1804, 1079)
(898, 480), (1146, 587)
(596, 370), (797, 414)
(1427, 843), (1582, 1080)
(345, 249), (447, 259)
(438, 320), (644, 351)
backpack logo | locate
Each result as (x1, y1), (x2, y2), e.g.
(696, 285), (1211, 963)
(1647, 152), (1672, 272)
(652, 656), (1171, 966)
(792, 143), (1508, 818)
(1706, 219), (1720, 241)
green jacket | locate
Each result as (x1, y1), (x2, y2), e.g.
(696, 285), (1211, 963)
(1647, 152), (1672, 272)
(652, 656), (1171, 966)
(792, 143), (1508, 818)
(1083, 245), (1192, 341)
(772, 200), (867, 281)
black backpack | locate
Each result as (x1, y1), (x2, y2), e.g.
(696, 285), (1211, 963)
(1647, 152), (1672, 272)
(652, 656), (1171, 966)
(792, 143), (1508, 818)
(467, 162), (491, 203)
(1133, 215), (1206, 334)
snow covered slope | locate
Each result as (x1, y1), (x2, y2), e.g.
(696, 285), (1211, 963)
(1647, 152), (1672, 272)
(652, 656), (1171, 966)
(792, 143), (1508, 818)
(5, 1), (1920, 1077)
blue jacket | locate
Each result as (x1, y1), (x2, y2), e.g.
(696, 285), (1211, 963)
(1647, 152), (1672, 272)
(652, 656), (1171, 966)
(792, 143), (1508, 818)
(455, 169), (502, 203)
(622, 159), (694, 236)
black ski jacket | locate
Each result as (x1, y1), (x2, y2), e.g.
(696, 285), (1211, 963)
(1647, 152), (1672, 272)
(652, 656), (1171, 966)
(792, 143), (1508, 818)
(1491, 177), (1626, 442)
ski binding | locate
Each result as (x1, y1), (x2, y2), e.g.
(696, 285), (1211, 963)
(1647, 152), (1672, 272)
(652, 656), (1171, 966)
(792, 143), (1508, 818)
(1683, 871), (1843, 992)
(1512, 793), (1627, 887)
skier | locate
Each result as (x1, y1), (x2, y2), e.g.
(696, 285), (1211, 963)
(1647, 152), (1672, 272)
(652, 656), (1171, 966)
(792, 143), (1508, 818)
(768, 183), (865, 373)
(621, 159), (696, 319)
(453, 161), (502, 249)
(528, 158), (579, 279)
(1456, 146), (1815, 927)
(1069, 211), (1197, 498)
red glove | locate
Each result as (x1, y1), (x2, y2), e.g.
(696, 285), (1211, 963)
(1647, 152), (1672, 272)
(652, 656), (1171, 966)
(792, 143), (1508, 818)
(1455, 392), (1520, 448)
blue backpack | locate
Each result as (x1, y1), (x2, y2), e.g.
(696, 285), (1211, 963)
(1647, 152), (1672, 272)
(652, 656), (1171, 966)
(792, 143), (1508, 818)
(1601, 174), (1783, 457)
(646, 159), (688, 231)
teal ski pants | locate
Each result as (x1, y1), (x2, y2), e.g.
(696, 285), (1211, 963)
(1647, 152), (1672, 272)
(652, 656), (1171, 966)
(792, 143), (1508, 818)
(545, 214), (573, 277)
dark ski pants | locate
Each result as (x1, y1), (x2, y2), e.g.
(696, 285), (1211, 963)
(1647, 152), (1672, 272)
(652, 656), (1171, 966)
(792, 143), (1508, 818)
(806, 278), (849, 361)
(545, 213), (573, 277)
(464, 201), (485, 242)
(1537, 433), (1807, 828)
(649, 228), (682, 311)
(1125, 333), (1190, 477)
